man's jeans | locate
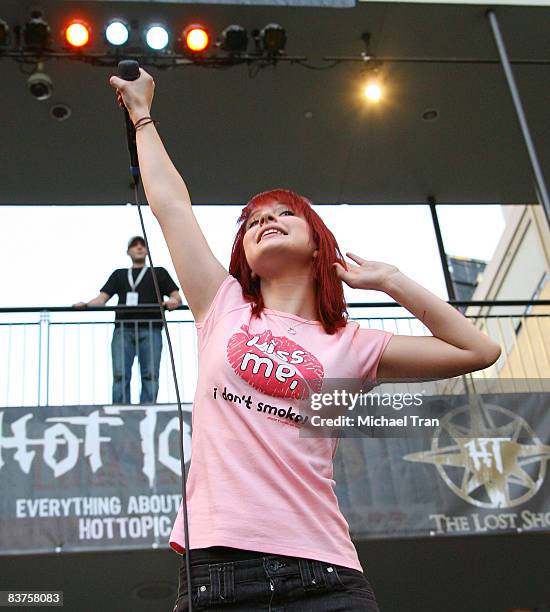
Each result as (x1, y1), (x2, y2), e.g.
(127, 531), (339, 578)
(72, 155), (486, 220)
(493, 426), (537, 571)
(111, 322), (163, 404)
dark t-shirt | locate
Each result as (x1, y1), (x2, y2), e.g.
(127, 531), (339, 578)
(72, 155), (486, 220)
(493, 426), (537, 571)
(100, 267), (179, 323)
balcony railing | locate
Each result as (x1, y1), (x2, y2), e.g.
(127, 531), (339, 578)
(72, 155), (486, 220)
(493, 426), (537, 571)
(1, 300), (549, 407)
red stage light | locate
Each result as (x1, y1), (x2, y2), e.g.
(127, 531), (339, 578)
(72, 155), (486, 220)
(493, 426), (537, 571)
(182, 25), (209, 53)
(64, 21), (90, 48)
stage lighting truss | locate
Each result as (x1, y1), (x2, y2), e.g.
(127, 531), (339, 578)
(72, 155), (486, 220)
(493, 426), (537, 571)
(1, 11), (308, 70)
(2, 13), (394, 79)
(3, 18), (537, 79)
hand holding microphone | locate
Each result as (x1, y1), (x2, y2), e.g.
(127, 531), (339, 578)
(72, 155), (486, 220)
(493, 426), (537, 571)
(109, 65), (155, 125)
(110, 61), (157, 186)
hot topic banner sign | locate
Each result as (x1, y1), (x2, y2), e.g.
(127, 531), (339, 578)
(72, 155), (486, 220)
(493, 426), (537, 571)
(1, 393), (550, 554)
(0, 404), (192, 555)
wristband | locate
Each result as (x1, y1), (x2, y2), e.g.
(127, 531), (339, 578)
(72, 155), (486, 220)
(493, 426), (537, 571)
(134, 116), (159, 131)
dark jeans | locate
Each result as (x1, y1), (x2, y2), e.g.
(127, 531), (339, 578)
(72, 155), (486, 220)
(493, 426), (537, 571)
(111, 322), (162, 404)
(173, 554), (380, 611)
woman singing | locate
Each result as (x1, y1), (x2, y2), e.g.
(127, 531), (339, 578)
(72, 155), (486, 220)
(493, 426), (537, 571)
(109, 69), (501, 612)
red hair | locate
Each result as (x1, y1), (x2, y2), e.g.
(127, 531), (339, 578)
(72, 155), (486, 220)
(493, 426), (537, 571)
(229, 188), (349, 335)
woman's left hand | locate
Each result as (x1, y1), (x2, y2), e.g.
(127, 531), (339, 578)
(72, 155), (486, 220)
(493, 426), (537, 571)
(333, 252), (400, 292)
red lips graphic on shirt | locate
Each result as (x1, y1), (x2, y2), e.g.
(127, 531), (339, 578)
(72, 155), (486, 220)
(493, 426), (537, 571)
(227, 325), (324, 400)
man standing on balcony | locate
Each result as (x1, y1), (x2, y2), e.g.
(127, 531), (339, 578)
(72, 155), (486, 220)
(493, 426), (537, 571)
(73, 236), (182, 404)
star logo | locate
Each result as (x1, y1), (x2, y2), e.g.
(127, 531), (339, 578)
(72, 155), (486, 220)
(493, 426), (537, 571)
(404, 396), (550, 508)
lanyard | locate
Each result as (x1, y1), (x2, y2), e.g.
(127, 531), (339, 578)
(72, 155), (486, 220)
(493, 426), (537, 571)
(127, 266), (148, 291)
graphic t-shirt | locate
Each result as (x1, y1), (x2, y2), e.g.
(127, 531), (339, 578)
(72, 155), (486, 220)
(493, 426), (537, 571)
(100, 267), (179, 323)
(169, 275), (393, 571)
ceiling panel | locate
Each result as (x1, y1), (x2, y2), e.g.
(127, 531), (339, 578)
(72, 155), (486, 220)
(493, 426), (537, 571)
(1, 1), (549, 204)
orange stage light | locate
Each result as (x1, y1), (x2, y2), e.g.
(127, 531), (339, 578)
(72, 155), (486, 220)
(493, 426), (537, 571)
(65, 21), (90, 48)
(182, 25), (209, 53)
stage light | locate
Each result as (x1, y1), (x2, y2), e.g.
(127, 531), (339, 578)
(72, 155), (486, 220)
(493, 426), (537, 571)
(0, 19), (9, 49)
(260, 23), (286, 55)
(105, 20), (129, 46)
(65, 21), (91, 48)
(364, 80), (382, 103)
(219, 25), (248, 54)
(182, 25), (209, 53)
(145, 25), (169, 51)
(23, 10), (51, 50)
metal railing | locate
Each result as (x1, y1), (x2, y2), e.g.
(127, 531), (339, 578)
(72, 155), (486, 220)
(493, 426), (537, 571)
(0, 301), (549, 407)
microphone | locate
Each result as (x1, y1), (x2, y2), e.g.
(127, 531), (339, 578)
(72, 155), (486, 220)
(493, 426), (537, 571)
(113, 59), (195, 610)
(117, 59), (141, 186)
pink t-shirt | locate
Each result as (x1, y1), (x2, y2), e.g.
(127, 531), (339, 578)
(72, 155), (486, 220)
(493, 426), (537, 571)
(169, 275), (393, 571)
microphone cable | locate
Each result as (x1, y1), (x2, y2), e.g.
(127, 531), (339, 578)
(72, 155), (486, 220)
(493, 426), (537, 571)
(116, 59), (194, 612)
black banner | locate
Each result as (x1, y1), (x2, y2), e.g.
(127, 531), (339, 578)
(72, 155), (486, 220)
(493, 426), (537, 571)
(1, 391), (549, 554)
(334, 390), (550, 538)
(0, 404), (191, 554)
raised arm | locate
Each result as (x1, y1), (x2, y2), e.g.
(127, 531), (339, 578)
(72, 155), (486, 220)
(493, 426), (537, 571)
(334, 253), (502, 380)
(109, 69), (228, 322)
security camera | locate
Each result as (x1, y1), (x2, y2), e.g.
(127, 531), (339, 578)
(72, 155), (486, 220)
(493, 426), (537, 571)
(27, 70), (53, 101)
